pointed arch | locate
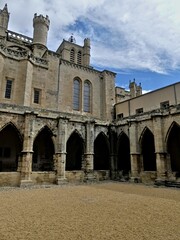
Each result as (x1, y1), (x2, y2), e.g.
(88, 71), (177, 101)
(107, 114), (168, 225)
(94, 132), (110, 170)
(166, 122), (180, 172)
(66, 130), (84, 170)
(73, 77), (81, 111)
(32, 126), (55, 171)
(117, 132), (131, 174)
(0, 122), (23, 141)
(140, 127), (156, 171)
(165, 121), (180, 143)
(0, 122), (23, 171)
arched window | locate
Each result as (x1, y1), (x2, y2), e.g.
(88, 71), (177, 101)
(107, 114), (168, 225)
(77, 51), (82, 65)
(73, 78), (80, 110)
(84, 81), (91, 112)
(70, 48), (75, 63)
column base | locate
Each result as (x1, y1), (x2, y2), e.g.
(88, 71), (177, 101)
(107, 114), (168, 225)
(154, 179), (166, 187)
(130, 177), (141, 183)
(56, 177), (68, 185)
(83, 171), (96, 183)
(20, 179), (33, 188)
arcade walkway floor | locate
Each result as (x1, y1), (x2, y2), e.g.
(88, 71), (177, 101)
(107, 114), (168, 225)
(0, 182), (179, 240)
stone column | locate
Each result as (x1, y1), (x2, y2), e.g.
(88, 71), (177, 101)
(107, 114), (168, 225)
(153, 115), (168, 184)
(108, 125), (117, 180)
(129, 120), (141, 182)
(20, 112), (35, 187)
(84, 120), (96, 182)
(56, 117), (68, 184)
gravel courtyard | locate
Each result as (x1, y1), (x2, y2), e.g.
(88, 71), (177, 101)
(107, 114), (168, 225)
(0, 182), (179, 240)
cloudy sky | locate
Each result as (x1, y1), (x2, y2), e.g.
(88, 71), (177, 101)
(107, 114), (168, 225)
(1, 0), (180, 92)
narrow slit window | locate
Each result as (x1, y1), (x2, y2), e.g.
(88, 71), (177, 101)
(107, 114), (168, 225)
(34, 89), (40, 104)
(5, 79), (12, 99)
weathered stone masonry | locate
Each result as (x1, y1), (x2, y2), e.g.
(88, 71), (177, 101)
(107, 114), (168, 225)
(0, 4), (180, 187)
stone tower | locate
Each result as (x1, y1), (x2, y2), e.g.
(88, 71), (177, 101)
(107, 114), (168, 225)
(0, 4), (9, 37)
(83, 38), (90, 66)
(129, 79), (137, 98)
(129, 79), (142, 98)
(33, 13), (50, 56)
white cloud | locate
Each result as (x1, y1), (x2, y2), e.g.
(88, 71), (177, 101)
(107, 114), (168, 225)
(1, 0), (180, 74)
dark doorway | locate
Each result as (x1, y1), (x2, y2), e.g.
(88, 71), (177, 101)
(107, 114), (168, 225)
(167, 122), (180, 173)
(66, 131), (84, 170)
(33, 127), (54, 171)
(0, 124), (22, 171)
(117, 132), (131, 175)
(141, 128), (156, 171)
(94, 132), (109, 170)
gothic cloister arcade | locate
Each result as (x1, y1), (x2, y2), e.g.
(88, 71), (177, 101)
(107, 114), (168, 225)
(0, 123), (22, 172)
(94, 132), (110, 170)
(140, 127), (156, 172)
(32, 126), (55, 171)
(117, 132), (131, 176)
(0, 118), (180, 186)
(167, 122), (180, 175)
(66, 131), (84, 171)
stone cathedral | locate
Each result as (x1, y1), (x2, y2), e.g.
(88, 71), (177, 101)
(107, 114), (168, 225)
(0, 4), (180, 187)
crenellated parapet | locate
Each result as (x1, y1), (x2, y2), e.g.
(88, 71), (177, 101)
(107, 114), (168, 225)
(33, 14), (50, 29)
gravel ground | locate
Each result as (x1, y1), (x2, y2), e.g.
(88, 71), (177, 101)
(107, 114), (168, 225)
(0, 182), (179, 240)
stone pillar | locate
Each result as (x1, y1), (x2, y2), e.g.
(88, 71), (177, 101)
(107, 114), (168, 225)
(156, 152), (167, 180)
(130, 153), (141, 181)
(20, 112), (35, 187)
(153, 115), (168, 184)
(84, 121), (96, 182)
(129, 120), (141, 182)
(56, 117), (68, 184)
(109, 125), (117, 180)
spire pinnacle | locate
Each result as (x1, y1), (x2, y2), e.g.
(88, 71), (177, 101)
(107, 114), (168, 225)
(3, 3), (8, 12)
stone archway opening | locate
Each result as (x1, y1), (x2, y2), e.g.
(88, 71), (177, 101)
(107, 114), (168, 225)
(94, 133), (109, 170)
(141, 128), (156, 171)
(117, 133), (131, 176)
(32, 127), (55, 171)
(66, 131), (84, 170)
(0, 124), (22, 172)
(167, 123), (180, 175)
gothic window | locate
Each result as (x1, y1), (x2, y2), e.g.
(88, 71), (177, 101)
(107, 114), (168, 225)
(73, 78), (81, 111)
(5, 79), (13, 99)
(34, 89), (41, 104)
(84, 81), (91, 112)
(77, 51), (82, 65)
(70, 48), (75, 63)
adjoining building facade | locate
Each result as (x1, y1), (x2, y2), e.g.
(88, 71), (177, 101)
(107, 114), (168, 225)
(0, 4), (179, 187)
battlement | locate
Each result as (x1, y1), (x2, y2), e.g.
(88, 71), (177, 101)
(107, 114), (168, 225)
(33, 14), (50, 29)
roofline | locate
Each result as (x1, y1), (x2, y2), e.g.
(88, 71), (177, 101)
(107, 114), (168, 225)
(114, 81), (180, 106)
